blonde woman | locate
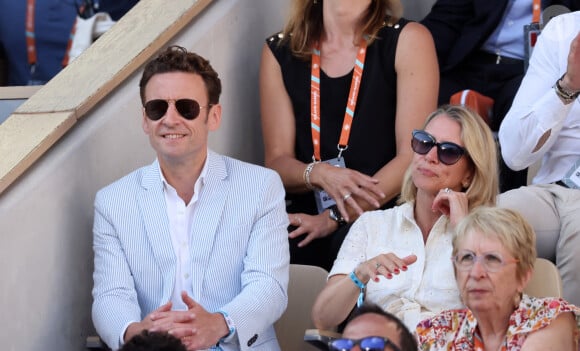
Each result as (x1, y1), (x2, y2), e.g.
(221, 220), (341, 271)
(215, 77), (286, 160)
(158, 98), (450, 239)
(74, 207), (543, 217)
(312, 105), (498, 331)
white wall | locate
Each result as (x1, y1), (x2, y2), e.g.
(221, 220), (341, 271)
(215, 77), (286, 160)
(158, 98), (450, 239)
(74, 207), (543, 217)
(0, 0), (288, 350)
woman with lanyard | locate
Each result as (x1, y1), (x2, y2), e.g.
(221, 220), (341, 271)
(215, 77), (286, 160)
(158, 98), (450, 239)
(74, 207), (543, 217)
(260, 0), (438, 270)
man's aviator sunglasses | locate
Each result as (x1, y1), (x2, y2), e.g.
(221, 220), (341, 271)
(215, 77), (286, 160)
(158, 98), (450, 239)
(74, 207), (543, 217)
(411, 129), (466, 165)
(144, 99), (212, 121)
(329, 336), (401, 351)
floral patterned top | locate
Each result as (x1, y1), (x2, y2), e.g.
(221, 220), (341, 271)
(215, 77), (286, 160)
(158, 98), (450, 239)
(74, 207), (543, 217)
(416, 294), (580, 350)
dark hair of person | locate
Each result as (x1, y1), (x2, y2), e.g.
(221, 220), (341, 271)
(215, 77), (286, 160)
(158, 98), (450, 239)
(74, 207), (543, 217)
(119, 331), (187, 351)
(139, 45), (222, 105)
(347, 303), (418, 351)
(281, 0), (402, 60)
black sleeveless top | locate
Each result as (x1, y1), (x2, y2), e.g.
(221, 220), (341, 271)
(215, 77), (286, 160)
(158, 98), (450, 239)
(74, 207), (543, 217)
(266, 18), (409, 215)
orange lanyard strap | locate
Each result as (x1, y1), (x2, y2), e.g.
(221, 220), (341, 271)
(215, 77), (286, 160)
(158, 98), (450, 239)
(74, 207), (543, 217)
(25, 0), (77, 72)
(532, 0), (541, 23)
(310, 38), (368, 162)
(26, 0), (37, 67)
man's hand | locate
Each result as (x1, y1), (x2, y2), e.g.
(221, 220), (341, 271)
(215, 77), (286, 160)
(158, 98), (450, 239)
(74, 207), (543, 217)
(123, 301), (173, 343)
(562, 32), (580, 91)
(150, 292), (230, 351)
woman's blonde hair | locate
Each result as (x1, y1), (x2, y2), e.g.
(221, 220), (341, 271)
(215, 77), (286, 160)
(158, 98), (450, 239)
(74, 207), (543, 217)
(281, 0), (403, 59)
(399, 104), (499, 209)
(453, 206), (536, 281)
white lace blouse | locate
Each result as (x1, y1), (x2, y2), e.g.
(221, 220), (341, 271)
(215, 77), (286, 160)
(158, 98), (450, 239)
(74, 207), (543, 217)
(329, 202), (464, 330)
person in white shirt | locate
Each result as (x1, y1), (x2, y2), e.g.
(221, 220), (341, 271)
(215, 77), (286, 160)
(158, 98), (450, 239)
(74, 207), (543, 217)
(498, 11), (580, 306)
(91, 46), (289, 351)
(420, 0), (580, 193)
(312, 105), (499, 331)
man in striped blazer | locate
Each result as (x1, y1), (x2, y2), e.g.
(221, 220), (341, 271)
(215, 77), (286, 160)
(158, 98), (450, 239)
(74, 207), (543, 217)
(91, 46), (290, 351)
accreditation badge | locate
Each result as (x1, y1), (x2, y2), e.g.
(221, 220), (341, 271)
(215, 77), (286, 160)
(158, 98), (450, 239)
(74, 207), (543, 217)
(314, 157), (346, 213)
(562, 157), (580, 189)
(523, 22), (542, 71)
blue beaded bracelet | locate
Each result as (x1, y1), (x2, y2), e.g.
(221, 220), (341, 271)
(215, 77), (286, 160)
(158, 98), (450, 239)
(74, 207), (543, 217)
(349, 271), (366, 307)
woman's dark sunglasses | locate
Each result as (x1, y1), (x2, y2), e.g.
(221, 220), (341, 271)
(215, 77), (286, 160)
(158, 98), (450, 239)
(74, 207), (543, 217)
(144, 99), (212, 121)
(329, 336), (401, 351)
(411, 129), (466, 165)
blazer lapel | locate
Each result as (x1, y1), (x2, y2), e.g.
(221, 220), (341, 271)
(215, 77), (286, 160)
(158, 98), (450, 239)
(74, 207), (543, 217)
(189, 151), (229, 298)
(138, 160), (176, 303)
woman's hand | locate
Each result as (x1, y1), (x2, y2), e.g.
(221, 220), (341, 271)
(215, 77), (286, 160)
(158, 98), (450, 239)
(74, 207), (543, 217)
(354, 253), (418, 284)
(432, 187), (469, 228)
(288, 212), (338, 247)
(310, 162), (385, 221)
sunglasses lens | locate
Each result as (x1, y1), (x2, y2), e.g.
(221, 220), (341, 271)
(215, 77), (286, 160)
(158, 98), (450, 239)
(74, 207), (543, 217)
(175, 99), (200, 120)
(412, 130), (465, 165)
(411, 130), (435, 155)
(144, 99), (202, 120)
(438, 143), (465, 165)
(360, 337), (386, 351)
(329, 339), (354, 351)
(144, 100), (169, 120)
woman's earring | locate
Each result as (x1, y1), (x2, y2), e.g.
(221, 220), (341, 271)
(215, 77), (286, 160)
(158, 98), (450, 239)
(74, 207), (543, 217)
(314, 0), (318, 4)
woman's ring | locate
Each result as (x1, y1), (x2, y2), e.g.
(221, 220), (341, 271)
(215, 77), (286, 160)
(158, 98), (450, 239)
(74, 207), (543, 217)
(295, 216), (302, 225)
(444, 188), (451, 193)
(375, 262), (381, 270)
(343, 193), (352, 201)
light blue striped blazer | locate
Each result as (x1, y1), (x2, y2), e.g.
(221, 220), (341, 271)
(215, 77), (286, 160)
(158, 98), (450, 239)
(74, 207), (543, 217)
(92, 150), (290, 350)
